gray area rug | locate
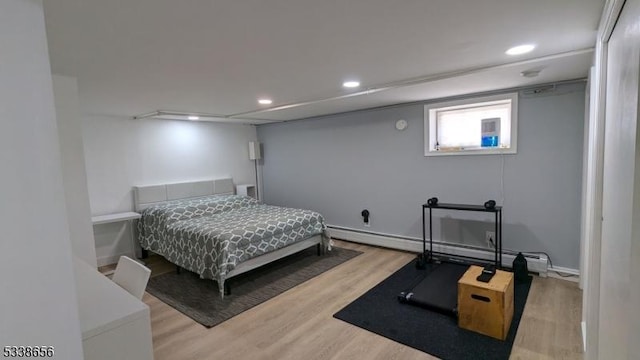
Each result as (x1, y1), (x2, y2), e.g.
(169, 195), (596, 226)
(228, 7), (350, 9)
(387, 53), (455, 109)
(147, 246), (362, 327)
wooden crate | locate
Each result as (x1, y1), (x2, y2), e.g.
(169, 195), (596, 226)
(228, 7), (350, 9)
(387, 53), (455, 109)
(458, 265), (514, 340)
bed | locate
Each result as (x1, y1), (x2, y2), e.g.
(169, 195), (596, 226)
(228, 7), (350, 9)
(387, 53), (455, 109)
(134, 178), (331, 298)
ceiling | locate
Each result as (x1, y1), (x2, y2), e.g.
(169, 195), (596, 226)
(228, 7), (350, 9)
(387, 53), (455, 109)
(43, 0), (604, 123)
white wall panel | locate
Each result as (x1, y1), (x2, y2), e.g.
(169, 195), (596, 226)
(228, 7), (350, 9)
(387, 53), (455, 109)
(83, 117), (257, 264)
(53, 75), (97, 267)
(598, 0), (640, 357)
(0, 1), (83, 358)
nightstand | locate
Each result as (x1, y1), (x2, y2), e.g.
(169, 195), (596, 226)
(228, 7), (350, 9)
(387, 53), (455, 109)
(236, 184), (257, 199)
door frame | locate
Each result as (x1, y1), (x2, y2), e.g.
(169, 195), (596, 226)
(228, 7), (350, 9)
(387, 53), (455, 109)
(581, 0), (626, 358)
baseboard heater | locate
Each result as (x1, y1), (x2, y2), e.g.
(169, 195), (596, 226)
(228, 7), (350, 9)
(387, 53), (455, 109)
(328, 225), (549, 276)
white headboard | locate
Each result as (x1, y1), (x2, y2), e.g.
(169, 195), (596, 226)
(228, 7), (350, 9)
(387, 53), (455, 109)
(133, 178), (235, 211)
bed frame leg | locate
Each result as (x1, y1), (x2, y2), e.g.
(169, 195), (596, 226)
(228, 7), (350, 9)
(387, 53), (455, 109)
(141, 249), (149, 259)
(176, 266), (181, 275)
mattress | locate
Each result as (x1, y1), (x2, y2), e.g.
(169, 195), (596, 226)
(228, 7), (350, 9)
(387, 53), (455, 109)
(137, 194), (329, 284)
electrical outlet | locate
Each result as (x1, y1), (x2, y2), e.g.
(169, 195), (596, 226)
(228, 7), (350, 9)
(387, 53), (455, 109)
(485, 231), (495, 248)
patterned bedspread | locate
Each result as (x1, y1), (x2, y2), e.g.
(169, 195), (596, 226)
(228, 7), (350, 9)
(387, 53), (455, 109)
(137, 195), (330, 295)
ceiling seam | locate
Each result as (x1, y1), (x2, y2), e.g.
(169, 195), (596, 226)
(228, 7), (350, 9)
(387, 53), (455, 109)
(228, 48), (594, 119)
(260, 77), (587, 125)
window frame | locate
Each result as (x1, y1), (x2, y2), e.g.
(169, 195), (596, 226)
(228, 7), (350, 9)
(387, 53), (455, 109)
(424, 92), (519, 156)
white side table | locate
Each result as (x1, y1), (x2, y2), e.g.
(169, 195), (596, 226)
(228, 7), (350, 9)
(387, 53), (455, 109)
(92, 212), (142, 268)
(236, 184), (257, 199)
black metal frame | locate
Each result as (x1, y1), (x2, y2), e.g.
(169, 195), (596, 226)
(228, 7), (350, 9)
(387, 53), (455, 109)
(422, 202), (503, 269)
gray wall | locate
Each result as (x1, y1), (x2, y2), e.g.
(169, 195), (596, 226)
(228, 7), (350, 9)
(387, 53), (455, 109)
(257, 82), (585, 269)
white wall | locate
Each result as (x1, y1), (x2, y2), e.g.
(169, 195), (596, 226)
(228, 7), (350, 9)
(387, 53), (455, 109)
(82, 116), (258, 265)
(597, 0), (640, 357)
(0, 0), (83, 358)
(53, 75), (97, 267)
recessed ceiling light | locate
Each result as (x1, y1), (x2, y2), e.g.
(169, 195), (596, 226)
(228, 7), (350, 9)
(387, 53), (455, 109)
(505, 44), (536, 56)
(343, 81), (360, 88)
(258, 99), (273, 105)
(187, 115), (199, 120)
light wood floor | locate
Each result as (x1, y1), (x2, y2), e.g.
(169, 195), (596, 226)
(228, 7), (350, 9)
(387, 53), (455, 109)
(141, 240), (583, 360)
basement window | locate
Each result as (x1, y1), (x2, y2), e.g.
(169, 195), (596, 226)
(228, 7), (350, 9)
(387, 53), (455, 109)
(424, 93), (518, 156)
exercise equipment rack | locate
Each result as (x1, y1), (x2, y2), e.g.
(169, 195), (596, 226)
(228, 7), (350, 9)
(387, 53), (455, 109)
(397, 201), (503, 316)
(422, 202), (503, 268)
